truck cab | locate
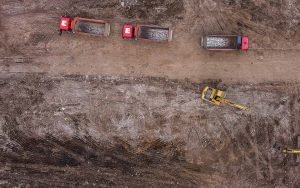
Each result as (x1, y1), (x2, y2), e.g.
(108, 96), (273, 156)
(238, 35), (249, 51)
(122, 24), (135, 39)
(60, 17), (72, 32)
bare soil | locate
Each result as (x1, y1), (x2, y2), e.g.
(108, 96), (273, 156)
(0, 74), (300, 187)
(0, 0), (299, 82)
(0, 0), (300, 187)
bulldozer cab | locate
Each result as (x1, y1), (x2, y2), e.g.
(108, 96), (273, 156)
(201, 86), (224, 106)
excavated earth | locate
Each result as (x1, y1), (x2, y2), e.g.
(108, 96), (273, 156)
(0, 74), (300, 187)
(0, 0), (300, 187)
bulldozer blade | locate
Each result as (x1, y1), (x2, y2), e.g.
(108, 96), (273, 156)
(297, 136), (300, 163)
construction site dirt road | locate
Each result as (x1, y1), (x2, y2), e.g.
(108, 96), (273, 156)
(1, 0), (299, 82)
(0, 0), (300, 187)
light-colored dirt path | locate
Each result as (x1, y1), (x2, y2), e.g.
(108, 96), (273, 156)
(1, 1), (299, 83)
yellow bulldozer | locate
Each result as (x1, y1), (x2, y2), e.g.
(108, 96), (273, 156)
(274, 136), (300, 163)
(201, 86), (249, 111)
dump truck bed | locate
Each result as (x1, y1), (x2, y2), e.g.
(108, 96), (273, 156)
(136, 25), (172, 42)
(73, 18), (110, 36)
(202, 35), (240, 50)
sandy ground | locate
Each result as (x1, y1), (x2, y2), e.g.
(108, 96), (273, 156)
(0, 0), (300, 187)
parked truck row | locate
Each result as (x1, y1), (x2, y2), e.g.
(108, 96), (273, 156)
(60, 17), (249, 51)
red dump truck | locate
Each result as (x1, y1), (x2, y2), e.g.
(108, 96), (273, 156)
(122, 24), (173, 42)
(59, 17), (110, 37)
(201, 35), (248, 51)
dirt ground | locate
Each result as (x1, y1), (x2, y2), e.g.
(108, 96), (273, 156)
(0, 74), (300, 187)
(0, 0), (300, 187)
(0, 0), (299, 82)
